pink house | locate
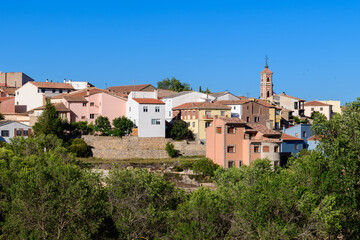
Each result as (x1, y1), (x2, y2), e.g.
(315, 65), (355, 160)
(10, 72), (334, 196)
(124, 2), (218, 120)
(0, 97), (15, 114)
(206, 117), (282, 168)
(51, 87), (127, 124)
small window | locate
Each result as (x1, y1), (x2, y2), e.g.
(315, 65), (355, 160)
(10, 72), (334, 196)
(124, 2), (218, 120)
(295, 133), (298, 137)
(151, 119), (161, 125)
(302, 131), (306, 137)
(41, 89), (45, 93)
(81, 116), (86, 119)
(52, 89), (56, 93)
(83, 103), (87, 107)
(227, 127), (235, 134)
(169, 111), (171, 117)
(193, 110), (196, 118)
(228, 161), (235, 168)
(143, 106), (148, 112)
(205, 122), (211, 128)
(16, 92), (19, 95)
(227, 146), (235, 153)
(16, 102), (19, 105)
(59, 90), (63, 93)
(254, 146), (260, 153)
(16, 130), (22, 136)
(303, 144), (307, 149)
(320, 107), (323, 111)
(23, 130), (28, 136)
(90, 102), (94, 106)
(311, 107), (314, 111)
(239, 160), (243, 167)
(294, 102), (298, 109)
(192, 122), (195, 127)
(263, 146), (269, 152)
(295, 144), (299, 150)
(1, 130), (9, 137)
(129, 107), (131, 112)
(216, 127), (222, 134)
(90, 114), (95, 119)
(155, 106), (160, 112)
(221, 111), (225, 116)
(274, 146), (279, 152)
(234, 106), (236, 110)
(246, 117), (249, 122)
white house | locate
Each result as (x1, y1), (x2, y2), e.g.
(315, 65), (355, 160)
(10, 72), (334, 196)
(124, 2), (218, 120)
(15, 81), (74, 112)
(214, 100), (248, 118)
(304, 101), (332, 120)
(0, 120), (32, 143)
(127, 91), (165, 137)
(268, 92), (305, 117)
(210, 91), (240, 101)
(162, 91), (215, 122)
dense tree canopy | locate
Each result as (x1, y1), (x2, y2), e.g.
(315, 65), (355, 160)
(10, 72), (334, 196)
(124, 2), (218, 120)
(157, 77), (191, 92)
(33, 101), (64, 137)
(112, 116), (133, 137)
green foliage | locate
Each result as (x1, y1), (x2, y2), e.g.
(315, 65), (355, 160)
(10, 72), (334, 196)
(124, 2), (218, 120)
(112, 116), (133, 137)
(67, 138), (92, 157)
(166, 142), (178, 158)
(199, 86), (211, 94)
(71, 121), (94, 135)
(106, 168), (185, 239)
(95, 116), (111, 136)
(192, 158), (219, 178)
(33, 101), (64, 137)
(170, 121), (191, 140)
(0, 113), (4, 120)
(157, 77), (191, 92)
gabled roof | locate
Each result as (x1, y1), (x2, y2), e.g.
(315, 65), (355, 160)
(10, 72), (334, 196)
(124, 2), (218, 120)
(173, 102), (231, 110)
(157, 89), (177, 99)
(0, 120), (30, 128)
(256, 99), (282, 109)
(29, 82), (74, 90)
(215, 100), (249, 105)
(221, 117), (247, 124)
(63, 96), (88, 102)
(162, 91), (194, 99)
(246, 123), (281, 136)
(304, 101), (331, 107)
(31, 103), (70, 112)
(50, 87), (126, 101)
(210, 91), (239, 99)
(307, 135), (322, 141)
(107, 84), (155, 93)
(277, 93), (305, 101)
(132, 98), (165, 104)
(281, 133), (304, 141)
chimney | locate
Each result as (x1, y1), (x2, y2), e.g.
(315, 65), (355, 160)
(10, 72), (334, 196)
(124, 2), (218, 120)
(64, 78), (66, 83)
(46, 78), (49, 83)
(86, 83), (90, 96)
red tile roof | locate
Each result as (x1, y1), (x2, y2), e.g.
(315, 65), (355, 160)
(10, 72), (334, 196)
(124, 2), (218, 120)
(50, 87), (127, 101)
(31, 103), (70, 112)
(304, 101), (331, 107)
(215, 100), (250, 105)
(157, 89), (177, 99)
(30, 82), (74, 89)
(173, 102), (231, 110)
(278, 93), (305, 101)
(246, 123), (281, 136)
(0, 87), (18, 96)
(307, 135), (322, 141)
(281, 133), (304, 141)
(132, 98), (165, 104)
(64, 96), (88, 102)
(221, 117), (247, 124)
(0, 97), (14, 102)
(261, 68), (273, 74)
(107, 84), (155, 93)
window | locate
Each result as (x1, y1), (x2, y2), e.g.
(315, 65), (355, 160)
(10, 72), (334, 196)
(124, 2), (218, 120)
(90, 114), (95, 119)
(52, 89), (56, 93)
(81, 116), (86, 119)
(227, 127), (235, 134)
(274, 146), (279, 152)
(267, 77), (270, 82)
(205, 122), (211, 128)
(263, 146), (269, 152)
(216, 127), (222, 134)
(151, 119), (161, 125)
(143, 106), (148, 112)
(41, 89), (45, 93)
(295, 144), (299, 150)
(169, 111), (171, 117)
(295, 133), (298, 137)
(59, 90), (63, 93)
(239, 160), (243, 167)
(228, 161), (235, 168)
(155, 106), (160, 112)
(221, 111), (225, 116)
(234, 106), (236, 110)
(129, 107), (131, 112)
(83, 103), (87, 107)
(205, 111), (211, 118)
(254, 146), (260, 153)
(302, 131), (306, 137)
(193, 110), (196, 118)
(90, 102), (94, 106)
(16, 130), (22, 136)
(16, 102), (19, 105)
(311, 107), (314, 111)
(246, 117), (249, 122)
(227, 146), (235, 153)
(185, 111), (187, 117)
(192, 122), (195, 127)
(254, 116), (259, 122)
(23, 130), (28, 136)
(320, 107), (323, 111)
(1, 130), (9, 137)
(16, 92), (19, 95)
(303, 144), (307, 149)
(294, 102), (298, 109)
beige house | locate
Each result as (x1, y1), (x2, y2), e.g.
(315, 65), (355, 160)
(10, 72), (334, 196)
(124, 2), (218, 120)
(304, 101), (332, 120)
(268, 92), (305, 117)
(319, 100), (341, 116)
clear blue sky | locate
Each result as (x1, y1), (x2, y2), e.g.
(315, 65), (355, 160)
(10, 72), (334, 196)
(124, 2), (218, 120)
(1, 0), (359, 105)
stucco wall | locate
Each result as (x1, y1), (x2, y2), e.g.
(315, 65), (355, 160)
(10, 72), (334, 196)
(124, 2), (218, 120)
(82, 136), (205, 159)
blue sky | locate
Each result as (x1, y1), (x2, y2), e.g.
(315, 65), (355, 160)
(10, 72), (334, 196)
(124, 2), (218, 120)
(0, 0), (359, 104)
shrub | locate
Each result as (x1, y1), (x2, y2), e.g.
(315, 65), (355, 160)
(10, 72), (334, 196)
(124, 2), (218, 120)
(166, 142), (178, 158)
(170, 121), (190, 140)
(67, 138), (92, 157)
(192, 158), (219, 178)
(112, 116), (133, 137)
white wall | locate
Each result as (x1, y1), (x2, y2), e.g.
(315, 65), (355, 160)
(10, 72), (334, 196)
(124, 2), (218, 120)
(229, 104), (243, 118)
(215, 93), (239, 101)
(126, 99), (140, 126)
(15, 82), (44, 111)
(304, 105), (332, 120)
(138, 103), (165, 137)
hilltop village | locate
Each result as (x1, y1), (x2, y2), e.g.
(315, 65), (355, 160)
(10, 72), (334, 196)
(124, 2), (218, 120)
(0, 62), (340, 166)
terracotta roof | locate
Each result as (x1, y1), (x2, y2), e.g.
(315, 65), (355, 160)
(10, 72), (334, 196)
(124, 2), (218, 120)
(281, 133), (304, 141)
(304, 101), (331, 107)
(107, 84), (155, 94)
(0, 87), (18, 95)
(307, 135), (322, 141)
(237, 96), (248, 100)
(278, 93), (305, 101)
(173, 102), (231, 110)
(30, 82), (74, 89)
(246, 123), (281, 136)
(0, 97), (14, 102)
(261, 68), (273, 74)
(256, 99), (282, 109)
(132, 98), (165, 104)
(64, 96), (88, 102)
(215, 100), (250, 105)
(31, 103), (70, 112)
(50, 87), (126, 101)
(221, 117), (247, 124)
(157, 89), (177, 98)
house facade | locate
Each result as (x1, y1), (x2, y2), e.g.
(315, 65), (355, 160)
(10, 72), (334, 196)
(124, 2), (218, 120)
(0, 72), (34, 88)
(0, 120), (32, 142)
(162, 91), (215, 122)
(304, 101), (332, 120)
(127, 91), (165, 137)
(214, 100), (246, 118)
(268, 92), (305, 117)
(172, 102), (231, 142)
(206, 117), (282, 168)
(283, 124), (313, 141)
(281, 133), (306, 155)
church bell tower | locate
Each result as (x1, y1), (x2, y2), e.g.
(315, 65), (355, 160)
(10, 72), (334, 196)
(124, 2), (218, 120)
(260, 56), (273, 99)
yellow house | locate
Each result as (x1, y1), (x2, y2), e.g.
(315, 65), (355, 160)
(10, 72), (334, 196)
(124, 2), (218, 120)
(172, 102), (231, 142)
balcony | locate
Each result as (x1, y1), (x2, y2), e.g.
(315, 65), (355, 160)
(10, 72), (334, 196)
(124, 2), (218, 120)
(202, 114), (213, 119)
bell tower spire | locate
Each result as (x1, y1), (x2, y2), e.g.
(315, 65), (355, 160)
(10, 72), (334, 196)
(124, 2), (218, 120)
(260, 55), (273, 99)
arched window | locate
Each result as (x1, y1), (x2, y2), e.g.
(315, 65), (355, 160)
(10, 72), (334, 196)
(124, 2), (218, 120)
(267, 77), (270, 82)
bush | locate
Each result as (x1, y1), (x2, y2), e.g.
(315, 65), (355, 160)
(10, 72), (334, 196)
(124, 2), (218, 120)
(166, 142), (178, 158)
(170, 121), (191, 140)
(67, 138), (92, 157)
(192, 158), (219, 178)
(112, 116), (133, 137)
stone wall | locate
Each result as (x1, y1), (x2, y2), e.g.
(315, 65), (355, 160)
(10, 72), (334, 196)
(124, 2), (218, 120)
(82, 135), (206, 159)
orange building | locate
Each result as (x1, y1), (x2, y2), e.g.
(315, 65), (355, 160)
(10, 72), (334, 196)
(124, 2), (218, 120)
(206, 117), (282, 168)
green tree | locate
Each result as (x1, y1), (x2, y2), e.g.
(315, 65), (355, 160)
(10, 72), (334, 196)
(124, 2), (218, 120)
(157, 77), (191, 92)
(33, 101), (64, 137)
(170, 121), (191, 140)
(165, 141), (178, 158)
(106, 169), (185, 239)
(192, 158), (219, 178)
(67, 138), (92, 158)
(95, 116), (111, 136)
(112, 116), (133, 137)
